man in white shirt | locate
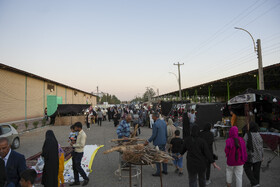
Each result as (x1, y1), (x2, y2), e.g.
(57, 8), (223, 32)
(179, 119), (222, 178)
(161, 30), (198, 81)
(70, 122), (89, 186)
(188, 109), (196, 128)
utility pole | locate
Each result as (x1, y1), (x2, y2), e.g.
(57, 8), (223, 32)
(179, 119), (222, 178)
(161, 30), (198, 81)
(157, 88), (159, 97)
(97, 86), (99, 104)
(173, 62), (184, 101)
(234, 27), (265, 90)
(256, 39), (264, 90)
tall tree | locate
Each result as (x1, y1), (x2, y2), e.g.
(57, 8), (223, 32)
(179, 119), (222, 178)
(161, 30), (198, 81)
(143, 88), (156, 102)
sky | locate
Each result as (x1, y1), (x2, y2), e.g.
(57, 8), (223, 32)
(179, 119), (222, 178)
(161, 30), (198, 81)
(0, 0), (279, 101)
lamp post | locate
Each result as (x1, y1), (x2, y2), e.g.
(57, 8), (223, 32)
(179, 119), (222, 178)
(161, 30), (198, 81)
(235, 27), (264, 90)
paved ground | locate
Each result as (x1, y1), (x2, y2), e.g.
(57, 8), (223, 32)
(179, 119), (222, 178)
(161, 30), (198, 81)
(17, 121), (280, 187)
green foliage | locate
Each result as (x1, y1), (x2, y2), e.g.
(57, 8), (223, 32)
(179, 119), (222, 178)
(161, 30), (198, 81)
(131, 96), (143, 103)
(24, 122), (29, 129)
(42, 118), (47, 126)
(33, 121), (39, 128)
(100, 94), (121, 104)
(11, 123), (18, 130)
(142, 88), (156, 102)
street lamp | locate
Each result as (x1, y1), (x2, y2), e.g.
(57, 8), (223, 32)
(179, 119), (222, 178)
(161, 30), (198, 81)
(234, 27), (264, 90)
(169, 72), (178, 82)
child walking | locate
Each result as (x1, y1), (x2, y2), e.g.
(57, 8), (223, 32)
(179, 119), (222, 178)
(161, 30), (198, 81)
(170, 130), (184, 176)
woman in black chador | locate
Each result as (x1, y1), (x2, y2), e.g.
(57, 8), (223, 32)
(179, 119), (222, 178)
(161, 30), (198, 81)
(182, 112), (190, 140)
(41, 130), (59, 187)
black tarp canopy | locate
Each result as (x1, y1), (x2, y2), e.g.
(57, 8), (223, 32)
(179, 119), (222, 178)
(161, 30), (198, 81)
(243, 88), (280, 101)
(161, 100), (190, 116)
(50, 104), (90, 117)
(224, 88), (280, 130)
(226, 88), (280, 115)
(195, 103), (224, 129)
(161, 101), (224, 129)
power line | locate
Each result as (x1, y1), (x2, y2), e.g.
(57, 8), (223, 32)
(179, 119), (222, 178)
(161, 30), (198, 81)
(242, 1), (280, 27)
(179, 0), (267, 63)
(179, 0), (279, 65)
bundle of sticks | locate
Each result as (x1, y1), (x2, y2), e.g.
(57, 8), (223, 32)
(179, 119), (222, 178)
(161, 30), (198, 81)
(103, 138), (173, 165)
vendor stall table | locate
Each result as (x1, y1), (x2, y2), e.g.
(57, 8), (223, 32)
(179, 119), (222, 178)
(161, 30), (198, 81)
(260, 132), (280, 156)
(127, 162), (163, 187)
(26, 147), (73, 184)
(115, 153), (163, 187)
(214, 124), (231, 138)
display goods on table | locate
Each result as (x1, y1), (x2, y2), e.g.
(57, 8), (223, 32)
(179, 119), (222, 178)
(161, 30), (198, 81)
(26, 145), (103, 184)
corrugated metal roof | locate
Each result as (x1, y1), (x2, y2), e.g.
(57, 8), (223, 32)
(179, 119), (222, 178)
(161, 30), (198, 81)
(159, 62), (280, 97)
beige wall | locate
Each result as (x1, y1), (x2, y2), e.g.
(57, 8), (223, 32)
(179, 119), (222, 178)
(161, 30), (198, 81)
(44, 82), (56, 106)
(66, 88), (73, 104)
(26, 77), (44, 118)
(0, 69), (97, 123)
(72, 90), (79, 104)
(56, 85), (65, 103)
(0, 69), (26, 123)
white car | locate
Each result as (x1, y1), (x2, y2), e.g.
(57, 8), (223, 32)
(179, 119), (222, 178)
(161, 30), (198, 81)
(0, 124), (20, 149)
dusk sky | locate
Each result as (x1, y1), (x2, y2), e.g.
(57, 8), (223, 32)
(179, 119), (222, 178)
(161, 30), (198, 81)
(0, 0), (279, 101)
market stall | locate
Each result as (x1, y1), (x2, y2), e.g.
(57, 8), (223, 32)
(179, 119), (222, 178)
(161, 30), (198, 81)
(225, 88), (280, 132)
(49, 104), (90, 126)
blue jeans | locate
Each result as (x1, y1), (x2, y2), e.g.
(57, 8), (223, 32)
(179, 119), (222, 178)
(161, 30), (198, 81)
(72, 152), (89, 182)
(172, 153), (183, 169)
(155, 145), (167, 174)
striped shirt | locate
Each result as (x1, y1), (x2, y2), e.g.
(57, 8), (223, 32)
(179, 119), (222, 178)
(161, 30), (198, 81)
(117, 120), (130, 138)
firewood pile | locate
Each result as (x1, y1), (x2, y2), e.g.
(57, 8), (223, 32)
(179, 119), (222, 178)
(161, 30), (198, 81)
(103, 138), (173, 165)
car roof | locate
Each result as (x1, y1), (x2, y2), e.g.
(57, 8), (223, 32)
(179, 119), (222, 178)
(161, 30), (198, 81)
(0, 124), (10, 126)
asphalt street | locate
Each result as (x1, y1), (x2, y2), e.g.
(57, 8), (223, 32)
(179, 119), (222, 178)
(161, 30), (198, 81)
(16, 121), (280, 187)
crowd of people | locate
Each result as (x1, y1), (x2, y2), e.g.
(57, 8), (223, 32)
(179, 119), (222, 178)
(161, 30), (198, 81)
(0, 103), (265, 187)
(116, 107), (264, 187)
(85, 105), (156, 130)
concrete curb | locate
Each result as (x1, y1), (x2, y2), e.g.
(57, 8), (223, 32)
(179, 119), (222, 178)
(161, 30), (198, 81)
(19, 125), (52, 135)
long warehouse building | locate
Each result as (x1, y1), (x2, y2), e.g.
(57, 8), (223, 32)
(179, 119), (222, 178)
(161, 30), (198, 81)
(0, 63), (97, 123)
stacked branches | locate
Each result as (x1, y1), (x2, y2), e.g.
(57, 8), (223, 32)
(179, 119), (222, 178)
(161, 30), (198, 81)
(103, 138), (173, 165)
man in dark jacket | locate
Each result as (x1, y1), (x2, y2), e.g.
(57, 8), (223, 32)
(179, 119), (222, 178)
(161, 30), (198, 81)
(200, 123), (214, 185)
(0, 137), (27, 187)
(0, 158), (6, 187)
(180, 125), (220, 187)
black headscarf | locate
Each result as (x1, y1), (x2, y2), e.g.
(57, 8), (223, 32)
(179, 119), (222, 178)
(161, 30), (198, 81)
(45, 130), (58, 145)
(200, 123), (214, 152)
(42, 130), (59, 187)
(247, 122), (259, 153)
(203, 123), (211, 132)
(191, 125), (200, 138)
